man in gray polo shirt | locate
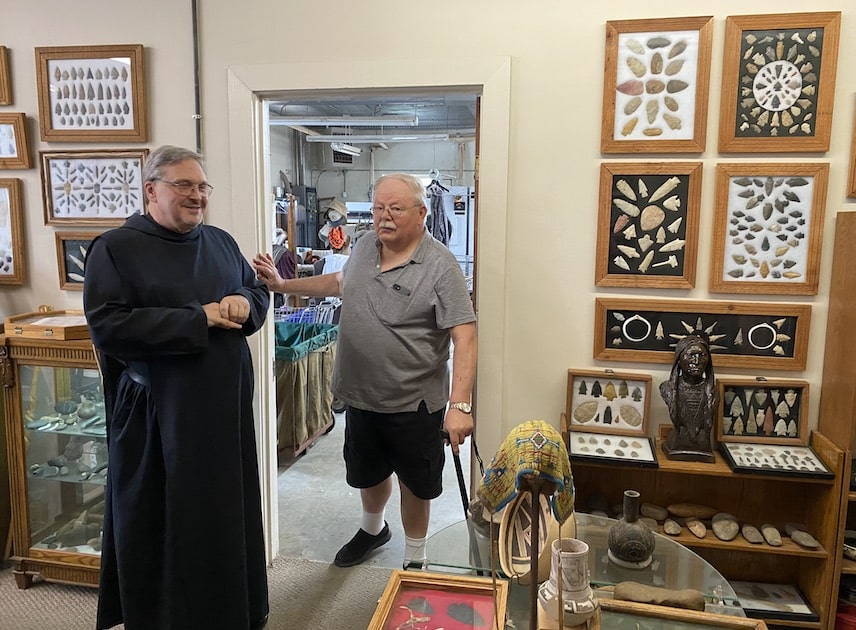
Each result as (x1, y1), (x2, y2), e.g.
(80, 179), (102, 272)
(253, 173), (477, 569)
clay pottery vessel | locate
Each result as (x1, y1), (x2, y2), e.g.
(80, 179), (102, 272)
(537, 537), (598, 626)
(607, 489), (656, 568)
(77, 401), (97, 420)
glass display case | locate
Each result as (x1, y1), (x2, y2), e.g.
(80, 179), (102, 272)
(1, 330), (105, 588)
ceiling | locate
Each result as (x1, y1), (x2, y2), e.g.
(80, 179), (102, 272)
(267, 92), (478, 140)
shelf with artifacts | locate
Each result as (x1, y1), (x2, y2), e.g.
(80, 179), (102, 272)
(566, 428), (843, 630)
(1, 322), (106, 589)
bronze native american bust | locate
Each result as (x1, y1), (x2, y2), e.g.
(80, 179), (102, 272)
(659, 333), (719, 462)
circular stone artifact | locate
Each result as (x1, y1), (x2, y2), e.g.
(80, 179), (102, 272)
(711, 513), (739, 541)
(55, 399), (78, 415)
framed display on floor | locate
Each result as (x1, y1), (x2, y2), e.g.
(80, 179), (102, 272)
(595, 162), (702, 288)
(40, 149), (148, 226)
(55, 231), (100, 290)
(0, 178), (25, 285)
(35, 44), (147, 142)
(367, 570), (508, 630)
(0, 113), (32, 170)
(709, 162), (828, 296)
(601, 16), (713, 153)
(594, 297), (812, 370)
(718, 11), (841, 153)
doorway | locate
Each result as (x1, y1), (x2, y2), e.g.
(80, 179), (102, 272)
(265, 89), (478, 563)
(265, 90), (478, 280)
(225, 56), (512, 560)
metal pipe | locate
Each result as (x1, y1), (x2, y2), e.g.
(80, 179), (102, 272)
(191, 0), (202, 153)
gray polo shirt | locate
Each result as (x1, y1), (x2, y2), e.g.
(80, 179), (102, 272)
(331, 229), (475, 414)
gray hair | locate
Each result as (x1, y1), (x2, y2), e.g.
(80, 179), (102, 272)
(142, 145), (206, 182)
(374, 173), (426, 207)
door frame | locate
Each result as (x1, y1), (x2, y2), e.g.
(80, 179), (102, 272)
(226, 57), (512, 560)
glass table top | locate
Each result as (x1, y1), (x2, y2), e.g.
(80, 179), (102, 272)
(424, 512), (744, 628)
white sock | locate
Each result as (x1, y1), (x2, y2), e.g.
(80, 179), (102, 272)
(361, 511), (385, 536)
(404, 535), (427, 564)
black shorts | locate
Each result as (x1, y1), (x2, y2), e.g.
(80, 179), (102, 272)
(343, 401), (445, 500)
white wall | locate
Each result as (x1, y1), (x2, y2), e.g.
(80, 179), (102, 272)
(204, 1), (856, 453)
(3, 1), (855, 537)
(1, 3), (197, 316)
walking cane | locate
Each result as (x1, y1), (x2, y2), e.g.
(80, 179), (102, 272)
(441, 430), (486, 573)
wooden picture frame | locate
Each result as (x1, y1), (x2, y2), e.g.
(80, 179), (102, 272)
(849, 103), (856, 198)
(599, 598), (770, 628)
(716, 377), (808, 445)
(367, 570), (508, 630)
(0, 178), (25, 285)
(565, 369), (652, 436)
(35, 44), (147, 142)
(601, 16), (713, 153)
(0, 113), (32, 169)
(709, 162), (828, 295)
(0, 46), (11, 105)
(593, 297), (811, 370)
(596, 162), (702, 288)
(718, 12), (841, 153)
(40, 149), (148, 226)
(55, 231), (99, 291)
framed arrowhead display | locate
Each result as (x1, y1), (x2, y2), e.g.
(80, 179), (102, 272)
(596, 161), (702, 288)
(593, 297), (811, 370)
(35, 44), (148, 142)
(709, 162), (828, 296)
(717, 12), (841, 153)
(601, 16), (713, 153)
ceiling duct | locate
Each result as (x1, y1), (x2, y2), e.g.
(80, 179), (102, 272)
(270, 115), (418, 127)
(307, 133), (450, 144)
(330, 142), (362, 156)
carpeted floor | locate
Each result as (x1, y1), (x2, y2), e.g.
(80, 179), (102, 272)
(0, 556), (394, 629)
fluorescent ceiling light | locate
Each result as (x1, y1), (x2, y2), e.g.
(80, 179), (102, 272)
(270, 115), (418, 127)
(306, 133), (450, 144)
(330, 142), (362, 156)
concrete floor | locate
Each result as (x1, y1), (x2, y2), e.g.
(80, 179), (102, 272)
(276, 410), (473, 570)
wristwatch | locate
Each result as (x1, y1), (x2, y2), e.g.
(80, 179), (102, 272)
(449, 401), (472, 414)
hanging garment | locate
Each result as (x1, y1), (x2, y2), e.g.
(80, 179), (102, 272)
(428, 182), (450, 246)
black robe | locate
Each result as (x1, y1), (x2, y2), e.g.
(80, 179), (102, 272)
(83, 214), (270, 630)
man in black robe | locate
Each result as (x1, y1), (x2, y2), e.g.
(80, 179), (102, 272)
(84, 145), (270, 630)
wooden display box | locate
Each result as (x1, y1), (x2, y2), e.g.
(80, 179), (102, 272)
(4, 310), (89, 340)
(716, 378), (809, 446)
(367, 570), (508, 630)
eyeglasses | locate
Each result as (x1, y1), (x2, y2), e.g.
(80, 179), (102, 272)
(153, 178), (214, 197)
(371, 203), (420, 216)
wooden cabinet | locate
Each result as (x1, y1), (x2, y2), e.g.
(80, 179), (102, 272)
(1, 332), (105, 588)
(569, 431), (844, 630)
(817, 211), (856, 624)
